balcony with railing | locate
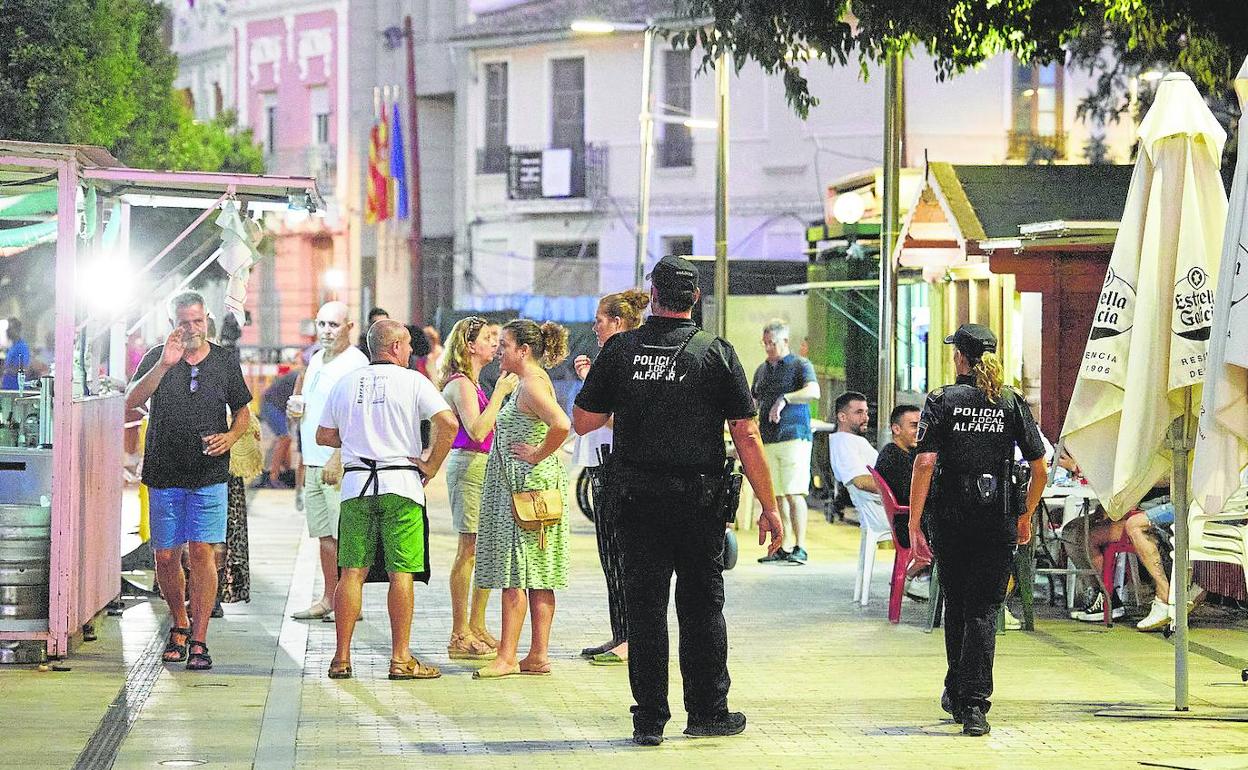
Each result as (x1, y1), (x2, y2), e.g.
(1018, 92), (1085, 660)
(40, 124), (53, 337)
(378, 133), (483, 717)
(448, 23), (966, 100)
(495, 143), (607, 201)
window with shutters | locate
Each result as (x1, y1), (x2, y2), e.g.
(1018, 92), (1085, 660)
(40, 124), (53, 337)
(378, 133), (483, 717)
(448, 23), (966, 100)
(550, 58), (585, 150)
(481, 62), (509, 173)
(659, 50), (692, 167)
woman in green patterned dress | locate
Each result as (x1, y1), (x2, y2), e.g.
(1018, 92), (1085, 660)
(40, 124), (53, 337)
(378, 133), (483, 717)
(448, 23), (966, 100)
(473, 319), (571, 679)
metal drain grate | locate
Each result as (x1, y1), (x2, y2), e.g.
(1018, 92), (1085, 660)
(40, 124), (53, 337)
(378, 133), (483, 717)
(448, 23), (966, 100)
(72, 622), (170, 770)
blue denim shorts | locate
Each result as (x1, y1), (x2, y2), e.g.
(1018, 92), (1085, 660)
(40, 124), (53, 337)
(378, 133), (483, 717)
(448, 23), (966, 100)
(148, 483), (229, 550)
(1145, 502), (1175, 527)
(260, 400), (289, 436)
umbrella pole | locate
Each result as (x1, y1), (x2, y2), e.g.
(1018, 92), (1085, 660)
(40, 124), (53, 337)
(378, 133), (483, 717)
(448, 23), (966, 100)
(1169, 389), (1193, 711)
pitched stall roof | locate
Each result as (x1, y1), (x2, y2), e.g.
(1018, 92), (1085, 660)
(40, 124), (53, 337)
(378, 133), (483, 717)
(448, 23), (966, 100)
(950, 164), (1134, 241)
(900, 162), (1135, 258)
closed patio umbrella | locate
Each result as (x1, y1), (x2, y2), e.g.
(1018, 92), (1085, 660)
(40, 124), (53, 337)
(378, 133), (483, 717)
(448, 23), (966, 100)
(1060, 72), (1227, 710)
(1191, 57), (1248, 517)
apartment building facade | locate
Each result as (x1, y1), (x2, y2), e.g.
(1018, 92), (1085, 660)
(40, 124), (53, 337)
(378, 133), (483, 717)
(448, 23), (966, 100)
(451, 0), (1135, 308)
(165, 0), (464, 346)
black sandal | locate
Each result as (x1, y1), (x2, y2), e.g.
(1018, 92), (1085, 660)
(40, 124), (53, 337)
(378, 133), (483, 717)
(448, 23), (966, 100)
(186, 640), (213, 671)
(162, 627), (190, 663)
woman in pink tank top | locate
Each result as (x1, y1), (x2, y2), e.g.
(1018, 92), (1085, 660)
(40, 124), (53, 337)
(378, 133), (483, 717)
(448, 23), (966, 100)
(440, 317), (519, 659)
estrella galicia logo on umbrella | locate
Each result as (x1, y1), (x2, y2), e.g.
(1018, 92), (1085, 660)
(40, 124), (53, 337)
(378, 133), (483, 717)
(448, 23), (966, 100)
(1089, 267), (1136, 341)
(1172, 265), (1215, 341)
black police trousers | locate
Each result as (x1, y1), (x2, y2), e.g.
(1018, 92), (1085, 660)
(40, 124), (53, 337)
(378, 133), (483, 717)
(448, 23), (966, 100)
(614, 470), (730, 733)
(590, 475), (629, 643)
(931, 505), (1014, 713)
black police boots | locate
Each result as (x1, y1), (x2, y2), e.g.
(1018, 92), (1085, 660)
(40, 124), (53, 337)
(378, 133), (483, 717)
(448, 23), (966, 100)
(684, 711), (747, 738)
(962, 706), (990, 736)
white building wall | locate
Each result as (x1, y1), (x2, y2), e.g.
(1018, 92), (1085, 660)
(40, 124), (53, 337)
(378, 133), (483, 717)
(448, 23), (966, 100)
(456, 28), (1139, 306)
(167, 0), (235, 121)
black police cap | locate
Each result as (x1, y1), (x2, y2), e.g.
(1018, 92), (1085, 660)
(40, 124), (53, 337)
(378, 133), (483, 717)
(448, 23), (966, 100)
(646, 255), (699, 295)
(944, 323), (997, 358)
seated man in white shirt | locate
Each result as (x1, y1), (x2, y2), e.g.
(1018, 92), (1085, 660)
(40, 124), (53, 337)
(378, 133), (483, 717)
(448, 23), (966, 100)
(827, 391), (887, 531)
(316, 319), (458, 682)
(827, 391), (930, 601)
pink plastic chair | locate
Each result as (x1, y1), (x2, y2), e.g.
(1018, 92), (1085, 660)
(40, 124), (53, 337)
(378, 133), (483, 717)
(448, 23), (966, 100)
(867, 466), (929, 624)
(1100, 509), (1142, 627)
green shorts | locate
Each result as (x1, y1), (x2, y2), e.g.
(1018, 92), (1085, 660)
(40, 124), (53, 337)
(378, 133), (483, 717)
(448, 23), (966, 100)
(338, 494), (429, 575)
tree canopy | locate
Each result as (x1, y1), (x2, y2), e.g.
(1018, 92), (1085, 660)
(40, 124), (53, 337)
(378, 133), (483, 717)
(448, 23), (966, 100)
(673, 1), (1248, 123)
(0, 0), (262, 172)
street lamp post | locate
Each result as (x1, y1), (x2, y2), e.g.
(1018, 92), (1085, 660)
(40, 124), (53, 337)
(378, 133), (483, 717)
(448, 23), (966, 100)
(878, 47), (903, 445)
(572, 19), (727, 327)
(635, 26), (657, 286)
(713, 52), (730, 340)
(571, 19), (655, 288)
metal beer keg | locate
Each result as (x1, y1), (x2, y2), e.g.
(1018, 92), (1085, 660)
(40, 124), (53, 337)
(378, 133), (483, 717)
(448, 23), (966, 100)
(0, 503), (51, 632)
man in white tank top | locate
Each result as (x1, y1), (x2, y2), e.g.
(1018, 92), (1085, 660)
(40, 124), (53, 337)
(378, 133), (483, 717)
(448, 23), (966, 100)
(286, 301), (369, 620)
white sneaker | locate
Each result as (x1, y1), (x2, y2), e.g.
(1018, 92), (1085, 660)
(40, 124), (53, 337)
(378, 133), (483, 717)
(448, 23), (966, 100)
(905, 574), (931, 601)
(1003, 606), (1021, 630)
(1136, 598), (1172, 632)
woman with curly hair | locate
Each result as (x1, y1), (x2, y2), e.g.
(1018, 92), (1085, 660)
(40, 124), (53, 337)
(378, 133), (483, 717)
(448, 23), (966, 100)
(473, 319), (571, 679)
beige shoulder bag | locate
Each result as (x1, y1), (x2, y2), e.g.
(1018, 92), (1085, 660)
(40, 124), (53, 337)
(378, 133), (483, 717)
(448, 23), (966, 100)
(511, 489), (564, 550)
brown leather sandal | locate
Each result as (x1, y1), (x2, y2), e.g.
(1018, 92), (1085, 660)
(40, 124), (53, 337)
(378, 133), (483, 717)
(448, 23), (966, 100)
(447, 632), (496, 661)
(388, 656), (441, 680)
(470, 628), (499, 650)
(328, 659), (353, 679)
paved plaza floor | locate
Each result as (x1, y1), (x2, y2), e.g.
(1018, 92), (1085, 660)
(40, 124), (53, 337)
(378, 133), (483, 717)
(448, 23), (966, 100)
(3, 476), (1248, 770)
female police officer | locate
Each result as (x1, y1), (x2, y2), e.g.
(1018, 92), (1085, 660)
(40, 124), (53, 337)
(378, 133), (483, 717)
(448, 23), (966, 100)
(907, 324), (1047, 737)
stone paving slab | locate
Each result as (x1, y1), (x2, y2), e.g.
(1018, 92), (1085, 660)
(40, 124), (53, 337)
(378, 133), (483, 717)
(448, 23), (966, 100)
(2, 477), (1246, 769)
(287, 476), (1248, 769)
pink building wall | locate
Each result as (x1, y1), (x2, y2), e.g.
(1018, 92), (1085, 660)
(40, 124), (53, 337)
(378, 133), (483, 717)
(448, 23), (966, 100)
(234, 8), (345, 350)
(242, 10), (339, 165)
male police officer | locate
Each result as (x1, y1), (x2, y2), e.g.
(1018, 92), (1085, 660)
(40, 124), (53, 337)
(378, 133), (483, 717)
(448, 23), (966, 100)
(574, 255), (784, 747)
(908, 324), (1046, 737)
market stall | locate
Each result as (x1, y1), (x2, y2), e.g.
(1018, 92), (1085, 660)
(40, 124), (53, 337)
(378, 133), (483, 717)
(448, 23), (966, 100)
(0, 141), (319, 658)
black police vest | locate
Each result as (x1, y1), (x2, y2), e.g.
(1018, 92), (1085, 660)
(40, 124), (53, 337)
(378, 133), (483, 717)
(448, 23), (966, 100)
(931, 382), (1025, 477)
(609, 326), (729, 474)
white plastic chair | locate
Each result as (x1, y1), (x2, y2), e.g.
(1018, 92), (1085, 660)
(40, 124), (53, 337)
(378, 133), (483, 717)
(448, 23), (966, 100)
(1188, 503), (1248, 598)
(847, 486), (894, 606)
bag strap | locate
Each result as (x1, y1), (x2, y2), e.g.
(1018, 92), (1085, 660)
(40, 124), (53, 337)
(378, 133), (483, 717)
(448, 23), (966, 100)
(664, 327), (702, 378)
(642, 327), (713, 418)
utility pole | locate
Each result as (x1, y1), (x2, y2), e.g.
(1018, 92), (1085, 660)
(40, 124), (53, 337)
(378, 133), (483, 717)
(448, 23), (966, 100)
(404, 15), (424, 323)
(877, 47), (903, 444)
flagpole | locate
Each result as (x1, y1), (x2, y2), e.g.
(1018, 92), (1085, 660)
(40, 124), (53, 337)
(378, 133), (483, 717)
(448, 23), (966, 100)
(404, 15), (424, 324)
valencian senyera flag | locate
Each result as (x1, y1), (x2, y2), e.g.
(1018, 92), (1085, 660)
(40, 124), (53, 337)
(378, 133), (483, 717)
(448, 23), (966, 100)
(365, 101), (391, 224)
